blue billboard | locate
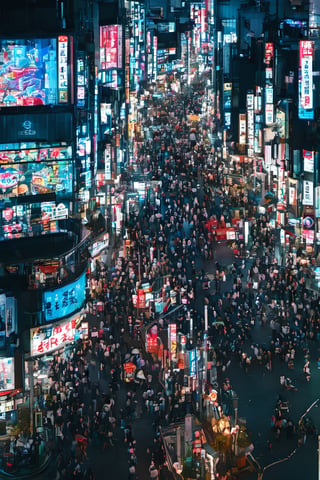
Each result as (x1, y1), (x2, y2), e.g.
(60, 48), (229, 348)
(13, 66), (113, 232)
(43, 272), (86, 322)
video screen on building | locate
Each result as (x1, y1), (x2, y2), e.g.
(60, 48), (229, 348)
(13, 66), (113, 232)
(0, 160), (73, 199)
(0, 358), (15, 392)
(0, 37), (69, 107)
(1, 201), (69, 240)
(0, 146), (72, 164)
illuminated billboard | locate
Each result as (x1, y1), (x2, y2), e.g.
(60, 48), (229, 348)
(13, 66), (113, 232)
(0, 358), (15, 392)
(100, 25), (122, 70)
(264, 43), (273, 64)
(303, 150), (314, 173)
(43, 272), (86, 322)
(0, 38), (69, 107)
(299, 40), (313, 119)
(1, 201), (69, 240)
(0, 160), (73, 199)
(31, 317), (77, 357)
(0, 146), (72, 164)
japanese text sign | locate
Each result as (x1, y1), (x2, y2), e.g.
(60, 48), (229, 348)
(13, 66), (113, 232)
(43, 272), (86, 322)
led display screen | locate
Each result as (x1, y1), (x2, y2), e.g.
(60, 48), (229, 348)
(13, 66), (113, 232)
(0, 160), (73, 199)
(0, 37), (69, 107)
(1, 201), (68, 240)
(0, 39), (58, 106)
(0, 146), (72, 164)
(43, 272), (86, 322)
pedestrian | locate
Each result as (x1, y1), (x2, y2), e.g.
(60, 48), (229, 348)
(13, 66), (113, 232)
(304, 360), (311, 382)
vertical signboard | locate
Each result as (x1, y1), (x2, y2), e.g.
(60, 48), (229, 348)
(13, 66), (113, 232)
(58, 36), (68, 103)
(303, 180), (314, 206)
(105, 145), (112, 181)
(169, 323), (177, 361)
(247, 93), (254, 157)
(265, 42), (274, 126)
(239, 113), (246, 145)
(100, 25), (122, 70)
(223, 82), (232, 129)
(264, 42), (273, 65)
(303, 150), (314, 173)
(189, 349), (197, 377)
(299, 41), (314, 120)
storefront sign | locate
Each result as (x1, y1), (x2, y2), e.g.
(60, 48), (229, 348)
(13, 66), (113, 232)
(303, 229), (314, 244)
(31, 317), (76, 356)
(303, 150), (314, 173)
(42, 272), (86, 322)
(302, 180), (313, 206)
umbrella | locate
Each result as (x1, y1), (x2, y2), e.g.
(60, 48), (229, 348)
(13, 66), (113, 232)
(131, 348), (140, 354)
(136, 370), (146, 380)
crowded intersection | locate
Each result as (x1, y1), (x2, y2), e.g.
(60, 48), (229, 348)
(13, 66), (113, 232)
(26, 65), (320, 480)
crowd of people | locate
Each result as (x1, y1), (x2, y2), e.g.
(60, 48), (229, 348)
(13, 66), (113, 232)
(3, 67), (319, 479)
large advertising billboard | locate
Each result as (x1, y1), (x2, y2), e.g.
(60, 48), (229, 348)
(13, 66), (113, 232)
(43, 272), (86, 322)
(1, 201), (68, 240)
(0, 146), (72, 164)
(100, 25), (122, 70)
(31, 317), (77, 357)
(0, 160), (73, 199)
(0, 37), (69, 107)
